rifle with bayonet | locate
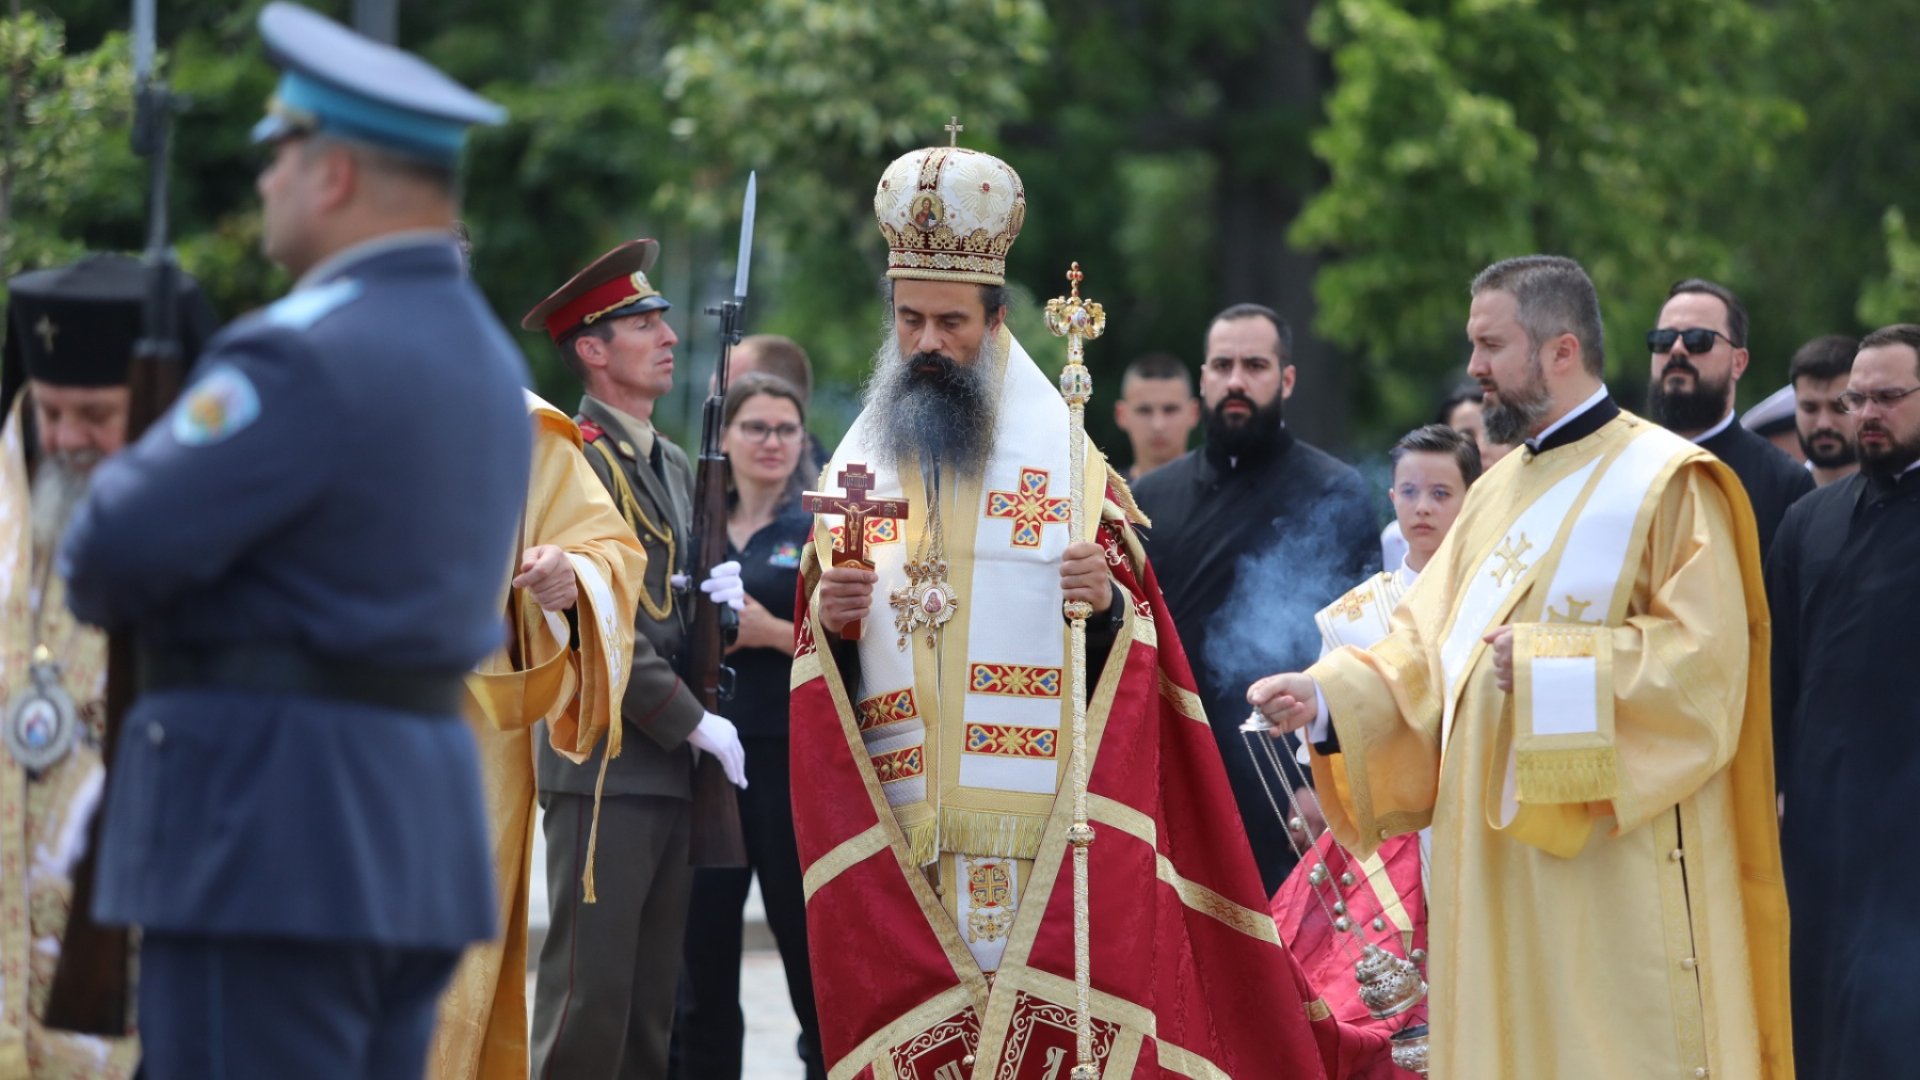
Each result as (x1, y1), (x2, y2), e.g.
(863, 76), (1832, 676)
(45, 0), (189, 1033)
(684, 173), (757, 867)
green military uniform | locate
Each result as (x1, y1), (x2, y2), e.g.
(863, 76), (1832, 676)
(531, 394), (703, 1078)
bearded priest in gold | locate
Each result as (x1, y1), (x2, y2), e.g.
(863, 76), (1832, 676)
(428, 391), (644, 1080)
(793, 140), (1337, 1078)
(1254, 255), (1791, 1079)
(0, 255), (216, 1077)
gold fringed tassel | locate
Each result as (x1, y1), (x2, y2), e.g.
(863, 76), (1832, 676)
(1516, 745), (1620, 804)
(581, 747), (614, 903)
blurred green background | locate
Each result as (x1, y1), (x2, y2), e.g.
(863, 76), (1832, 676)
(10, 0), (1920, 469)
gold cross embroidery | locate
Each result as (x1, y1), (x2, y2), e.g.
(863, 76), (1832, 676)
(34, 315), (57, 353)
(1328, 590), (1373, 623)
(1546, 594), (1599, 625)
(1489, 533), (1534, 587)
(944, 116), (964, 146)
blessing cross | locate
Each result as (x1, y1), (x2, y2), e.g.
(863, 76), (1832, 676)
(33, 315), (57, 354)
(801, 462), (910, 641)
(945, 116), (964, 146)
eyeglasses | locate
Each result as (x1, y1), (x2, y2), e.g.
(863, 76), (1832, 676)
(1646, 327), (1736, 355)
(734, 420), (805, 444)
(1836, 385), (1920, 414)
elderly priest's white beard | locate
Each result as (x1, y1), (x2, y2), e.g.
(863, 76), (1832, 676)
(864, 329), (1005, 480)
(31, 450), (99, 561)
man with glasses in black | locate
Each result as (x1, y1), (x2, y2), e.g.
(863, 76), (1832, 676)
(1646, 278), (1813, 558)
(1765, 324), (1920, 1079)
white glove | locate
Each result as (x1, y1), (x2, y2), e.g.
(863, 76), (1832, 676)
(699, 560), (745, 611)
(670, 573), (691, 590)
(688, 711), (748, 788)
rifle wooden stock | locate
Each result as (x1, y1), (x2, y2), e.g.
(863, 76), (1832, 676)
(44, 342), (185, 1034)
(686, 424), (747, 867)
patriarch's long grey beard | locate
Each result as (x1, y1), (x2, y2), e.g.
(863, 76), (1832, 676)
(31, 451), (98, 561)
(863, 330), (1005, 480)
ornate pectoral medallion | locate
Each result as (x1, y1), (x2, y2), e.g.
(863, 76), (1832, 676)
(6, 648), (78, 772)
(890, 556), (959, 650)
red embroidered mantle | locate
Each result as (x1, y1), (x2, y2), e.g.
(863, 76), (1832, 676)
(790, 486), (1338, 1078)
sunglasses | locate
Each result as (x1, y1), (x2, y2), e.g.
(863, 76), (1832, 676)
(1646, 327), (1735, 355)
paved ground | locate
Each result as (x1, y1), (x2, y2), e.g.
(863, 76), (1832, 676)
(527, 812), (809, 1077)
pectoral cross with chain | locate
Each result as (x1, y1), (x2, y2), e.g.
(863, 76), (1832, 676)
(802, 463), (909, 641)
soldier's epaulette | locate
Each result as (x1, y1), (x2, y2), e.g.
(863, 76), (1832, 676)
(577, 418), (606, 443)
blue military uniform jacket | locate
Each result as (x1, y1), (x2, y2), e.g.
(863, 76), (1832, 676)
(61, 235), (532, 949)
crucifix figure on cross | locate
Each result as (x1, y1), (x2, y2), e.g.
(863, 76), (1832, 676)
(802, 462), (909, 640)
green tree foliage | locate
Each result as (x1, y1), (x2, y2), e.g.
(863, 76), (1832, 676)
(659, 0), (1050, 437)
(1294, 0), (1802, 443)
(0, 12), (138, 289)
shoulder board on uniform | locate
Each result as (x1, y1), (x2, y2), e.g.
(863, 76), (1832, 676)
(576, 417), (606, 443)
(264, 278), (365, 332)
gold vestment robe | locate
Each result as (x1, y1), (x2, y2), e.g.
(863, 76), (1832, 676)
(0, 396), (137, 1079)
(429, 393), (644, 1080)
(1309, 411), (1791, 1079)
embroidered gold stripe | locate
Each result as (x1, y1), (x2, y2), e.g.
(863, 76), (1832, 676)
(826, 984), (976, 1080)
(1088, 795), (1280, 946)
(1305, 996), (1333, 1022)
(1358, 850), (1414, 951)
(803, 823), (891, 903)
(1155, 1038), (1231, 1080)
(1158, 670), (1207, 726)
(999, 965), (1157, 1036)
(1089, 793), (1155, 846)
(1156, 856), (1282, 946)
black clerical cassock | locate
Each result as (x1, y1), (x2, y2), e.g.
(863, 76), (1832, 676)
(1766, 463), (1920, 1078)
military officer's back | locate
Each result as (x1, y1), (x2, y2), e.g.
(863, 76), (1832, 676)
(57, 6), (530, 1078)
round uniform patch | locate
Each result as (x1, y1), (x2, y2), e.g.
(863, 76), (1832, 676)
(172, 363), (262, 446)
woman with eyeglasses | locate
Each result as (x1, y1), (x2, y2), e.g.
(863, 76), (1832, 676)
(670, 372), (826, 1079)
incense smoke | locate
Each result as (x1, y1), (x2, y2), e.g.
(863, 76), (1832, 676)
(1201, 469), (1389, 712)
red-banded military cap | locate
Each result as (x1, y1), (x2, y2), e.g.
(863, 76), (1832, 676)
(521, 239), (669, 343)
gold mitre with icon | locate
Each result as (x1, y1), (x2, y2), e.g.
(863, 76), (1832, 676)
(874, 141), (1025, 286)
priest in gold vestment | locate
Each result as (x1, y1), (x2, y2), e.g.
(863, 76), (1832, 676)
(429, 391), (644, 1080)
(1254, 255), (1791, 1079)
(0, 256), (215, 1078)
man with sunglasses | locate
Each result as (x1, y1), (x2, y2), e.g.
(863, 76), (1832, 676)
(1647, 279), (1813, 558)
(1766, 324), (1920, 1079)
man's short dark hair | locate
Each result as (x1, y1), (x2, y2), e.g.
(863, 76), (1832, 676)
(1859, 324), (1920, 376)
(1787, 334), (1860, 385)
(1122, 351), (1192, 391)
(739, 334), (813, 404)
(1434, 382), (1483, 426)
(1666, 278), (1749, 348)
(1206, 303), (1292, 365)
(1470, 255), (1606, 377)
(1391, 422), (1483, 488)
(557, 321), (615, 381)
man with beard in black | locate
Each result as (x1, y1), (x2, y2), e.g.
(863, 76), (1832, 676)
(1647, 278), (1812, 558)
(1766, 324), (1920, 1078)
(1788, 333), (1861, 488)
(1132, 303), (1378, 894)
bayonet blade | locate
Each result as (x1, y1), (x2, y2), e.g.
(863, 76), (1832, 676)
(733, 171), (757, 301)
